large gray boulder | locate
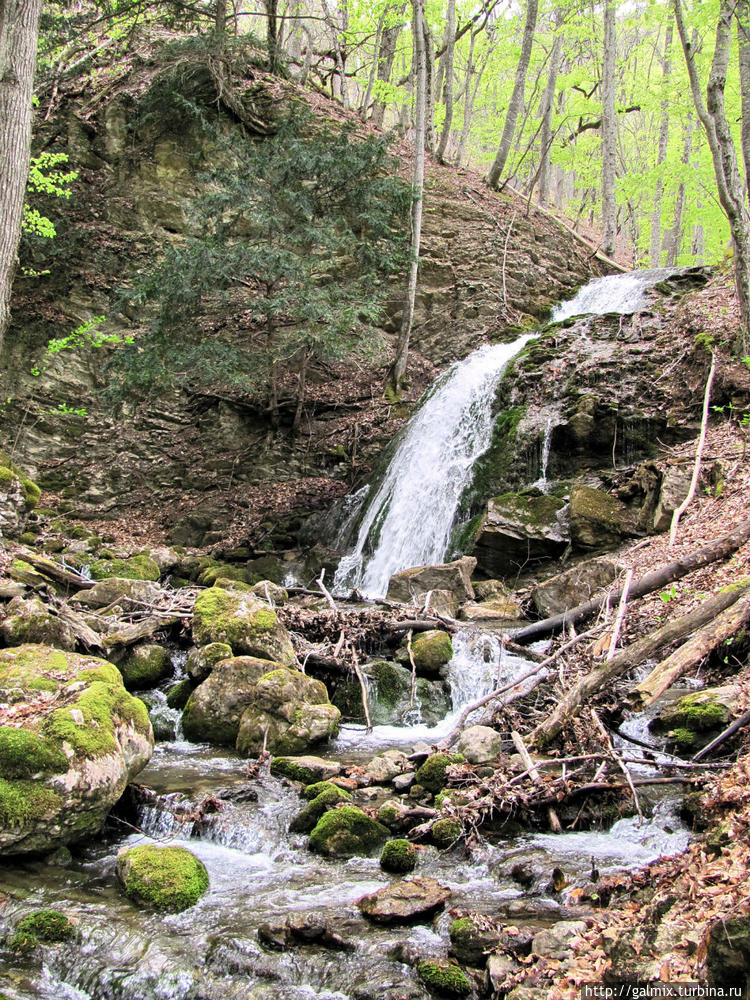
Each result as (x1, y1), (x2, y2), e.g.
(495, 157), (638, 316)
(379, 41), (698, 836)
(457, 725), (503, 764)
(0, 644), (153, 856)
(531, 556), (622, 617)
(387, 557), (476, 604)
(182, 656), (277, 745)
(358, 878), (452, 924)
(473, 492), (567, 577)
(74, 577), (166, 609)
(0, 595), (77, 650)
(653, 464), (693, 532)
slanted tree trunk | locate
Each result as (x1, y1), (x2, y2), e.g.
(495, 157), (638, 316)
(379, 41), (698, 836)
(601, 0), (618, 256)
(0, 0), (42, 359)
(674, 0), (750, 354)
(360, 7), (388, 120)
(371, 8), (406, 129)
(435, 0), (456, 162)
(649, 24), (672, 265)
(487, 0), (538, 188)
(538, 10), (564, 206)
(387, 0), (427, 394)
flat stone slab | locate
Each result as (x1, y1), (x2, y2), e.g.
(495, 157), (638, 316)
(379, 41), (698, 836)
(357, 877), (452, 925)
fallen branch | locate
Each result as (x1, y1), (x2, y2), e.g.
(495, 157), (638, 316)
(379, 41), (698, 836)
(692, 709), (750, 762)
(632, 588), (750, 706)
(531, 581), (750, 748)
(511, 730), (562, 832)
(591, 708), (643, 825)
(103, 615), (180, 648)
(22, 552), (95, 590)
(512, 516), (750, 644)
(606, 568), (634, 660)
(316, 570), (338, 613)
(669, 352), (716, 548)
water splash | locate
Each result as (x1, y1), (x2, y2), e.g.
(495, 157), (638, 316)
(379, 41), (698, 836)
(551, 268), (684, 322)
(531, 416), (554, 493)
(333, 336), (535, 598)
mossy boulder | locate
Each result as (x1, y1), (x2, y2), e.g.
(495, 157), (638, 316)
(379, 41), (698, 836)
(182, 656), (277, 746)
(380, 838), (417, 874)
(165, 677), (194, 710)
(333, 659), (450, 727)
(118, 643), (172, 690)
(289, 783), (352, 833)
(569, 485), (628, 550)
(89, 553), (161, 582)
(272, 756), (342, 785)
(308, 805), (389, 857)
(416, 961), (472, 996)
(185, 642), (233, 683)
(410, 631), (453, 678)
(198, 562), (253, 586)
(0, 460), (40, 539)
(472, 491), (567, 577)
(449, 915), (501, 966)
(116, 844), (209, 912)
(0, 595), (77, 650)
(192, 587), (295, 665)
(0, 644), (153, 856)
(652, 688), (733, 736)
(415, 753), (461, 793)
(431, 817), (462, 848)
(235, 668), (340, 756)
(8, 909), (74, 953)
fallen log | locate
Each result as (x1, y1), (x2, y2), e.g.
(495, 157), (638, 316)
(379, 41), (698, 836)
(103, 615), (180, 648)
(530, 582), (750, 748)
(632, 588), (750, 706)
(511, 730), (562, 832)
(23, 552), (95, 590)
(692, 709), (750, 762)
(511, 516), (750, 644)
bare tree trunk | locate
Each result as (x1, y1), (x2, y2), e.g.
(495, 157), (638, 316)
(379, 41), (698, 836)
(455, 30), (477, 165)
(423, 16), (436, 153)
(0, 0), (42, 359)
(322, 0), (350, 108)
(487, 0), (538, 188)
(435, 0), (456, 162)
(387, 0), (427, 395)
(538, 10), (564, 206)
(649, 24), (672, 265)
(371, 9), (405, 129)
(674, 0), (750, 354)
(665, 115), (695, 265)
(737, 0), (750, 192)
(601, 0), (617, 256)
(293, 348), (309, 432)
(360, 7), (388, 120)
(264, 0), (279, 73)
(215, 0), (227, 34)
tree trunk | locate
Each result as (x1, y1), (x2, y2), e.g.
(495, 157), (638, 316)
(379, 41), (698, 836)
(322, 0), (350, 108)
(538, 11), (564, 206)
(360, 7), (387, 120)
(387, 0), (427, 394)
(215, 0), (227, 34)
(371, 9), (405, 129)
(423, 15), (436, 153)
(292, 348), (309, 432)
(0, 0), (42, 358)
(674, 0), (750, 354)
(435, 0), (456, 163)
(454, 30), (477, 165)
(264, 0), (279, 73)
(665, 114), (695, 265)
(601, 0), (617, 256)
(737, 0), (750, 197)
(487, 0), (538, 188)
(649, 24), (672, 265)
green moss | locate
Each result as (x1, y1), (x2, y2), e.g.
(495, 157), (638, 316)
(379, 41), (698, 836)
(416, 961), (472, 996)
(415, 753), (460, 793)
(0, 778), (61, 827)
(15, 909), (74, 943)
(467, 404), (527, 502)
(431, 817), (462, 848)
(166, 678), (194, 710)
(449, 915), (499, 965)
(669, 727), (698, 750)
(377, 802), (402, 829)
(89, 554), (160, 581)
(289, 784), (351, 833)
(657, 693), (730, 734)
(270, 757), (323, 785)
(491, 489), (565, 528)
(411, 631), (453, 674)
(199, 563), (252, 586)
(118, 844), (209, 912)
(0, 466), (16, 486)
(19, 531), (38, 544)
(42, 679), (150, 758)
(380, 838), (417, 873)
(308, 805), (389, 857)
(118, 645), (172, 690)
(20, 478), (41, 510)
(0, 727), (67, 779)
(367, 660), (401, 705)
(192, 587), (278, 648)
(303, 780), (341, 800)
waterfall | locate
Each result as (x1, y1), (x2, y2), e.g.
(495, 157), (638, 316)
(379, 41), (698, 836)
(551, 267), (685, 322)
(531, 416), (553, 493)
(333, 335), (535, 598)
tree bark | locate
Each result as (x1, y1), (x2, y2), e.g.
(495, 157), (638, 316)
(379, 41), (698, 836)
(531, 582), (750, 748)
(512, 516), (750, 644)
(649, 24), (672, 265)
(322, 0), (350, 108)
(0, 0), (42, 359)
(360, 6), (387, 120)
(264, 0), (279, 73)
(674, 0), (750, 354)
(601, 0), (617, 256)
(435, 0), (456, 163)
(538, 11), (563, 206)
(665, 115), (695, 265)
(387, 0), (426, 394)
(737, 0), (750, 194)
(215, 0), (227, 34)
(423, 15), (436, 153)
(371, 8), (405, 129)
(487, 0), (538, 188)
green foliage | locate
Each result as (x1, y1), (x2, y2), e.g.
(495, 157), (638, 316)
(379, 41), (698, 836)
(22, 153), (77, 240)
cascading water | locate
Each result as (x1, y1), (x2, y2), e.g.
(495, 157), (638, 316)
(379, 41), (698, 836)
(333, 335), (535, 598)
(551, 267), (686, 322)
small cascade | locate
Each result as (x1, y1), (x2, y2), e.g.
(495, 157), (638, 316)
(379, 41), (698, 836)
(333, 335), (535, 598)
(531, 416), (554, 493)
(551, 267), (686, 322)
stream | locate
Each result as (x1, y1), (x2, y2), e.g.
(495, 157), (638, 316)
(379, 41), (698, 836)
(0, 270), (697, 999)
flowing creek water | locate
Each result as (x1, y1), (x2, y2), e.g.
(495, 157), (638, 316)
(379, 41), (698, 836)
(0, 271), (697, 999)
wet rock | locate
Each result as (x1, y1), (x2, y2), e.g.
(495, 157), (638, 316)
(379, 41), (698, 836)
(387, 557), (476, 604)
(258, 913), (354, 951)
(421, 589), (458, 617)
(415, 753), (461, 793)
(309, 805), (389, 857)
(431, 817), (462, 848)
(116, 844), (209, 912)
(333, 659), (450, 728)
(393, 772), (416, 792)
(271, 755), (342, 784)
(531, 556), (622, 617)
(0, 644), (153, 856)
(7, 908), (75, 953)
(0, 595), (77, 650)
(416, 961), (471, 996)
(365, 749), (410, 784)
(289, 783), (351, 833)
(185, 642), (233, 683)
(74, 577), (166, 608)
(378, 798), (415, 832)
(236, 668), (340, 756)
(487, 953), (520, 991)
(380, 838), (418, 874)
(449, 915), (501, 966)
(118, 643), (173, 690)
(182, 656), (278, 746)
(473, 491), (567, 577)
(358, 877), (452, 924)
(251, 580), (288, 605)
(706, 911), (750, 987)
(410, 630), (453, 677)
(459, 594), (523, 623)
(654, 464), (693, 532)
(651, 686), (735, 750)
(192, 587), (296, 665)
(531, 919), (588, 960)
(456, 725), (503, 764)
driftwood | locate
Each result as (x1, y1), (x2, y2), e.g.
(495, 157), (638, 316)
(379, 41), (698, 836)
(56, 606), (104, 650)
(103, 615), (180, 648)
(512, 516), (750, 644)
(669, 352), (716, 548)
(693, 710), (750, 762)
(632, 588), (750, 706)
(23, 552), (95, 590)
(511, 731), (562, 832)
(531, 582), (750, 748)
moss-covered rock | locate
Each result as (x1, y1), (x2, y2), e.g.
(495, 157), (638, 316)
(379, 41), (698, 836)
(333, 659), (450, 727)
(89, 553), (161, 581)
(416, 961), (472, 996)
(182, 656), (276, 746)
(192, 587), (295, 664)
(653, 690), (731, 734)
(272, 757), (342, 785)
(8, 909), (75, 953)
(0, 595), (77, 650)
(308, 805), (389, 857)
(415, 753), (461, 793)
(431, 817), (462, 848)
(165, 677), (194, 710)
(0, 459), (40, 539)
(118, 643), (172, 690)
(116, 844), (209, 912)
(236, 668), (340, 756)
(289, 784), (351, 833)
(380, 838), (417, 874)
(0, 644), (153, 856)
(185, 642), (233, 683)
(472, 490), (567, 577)
(198, 562), (253, 586)
(449, 915), (501, 966)
(569, 484), (626, 550)
(410, 630), (453, 677)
